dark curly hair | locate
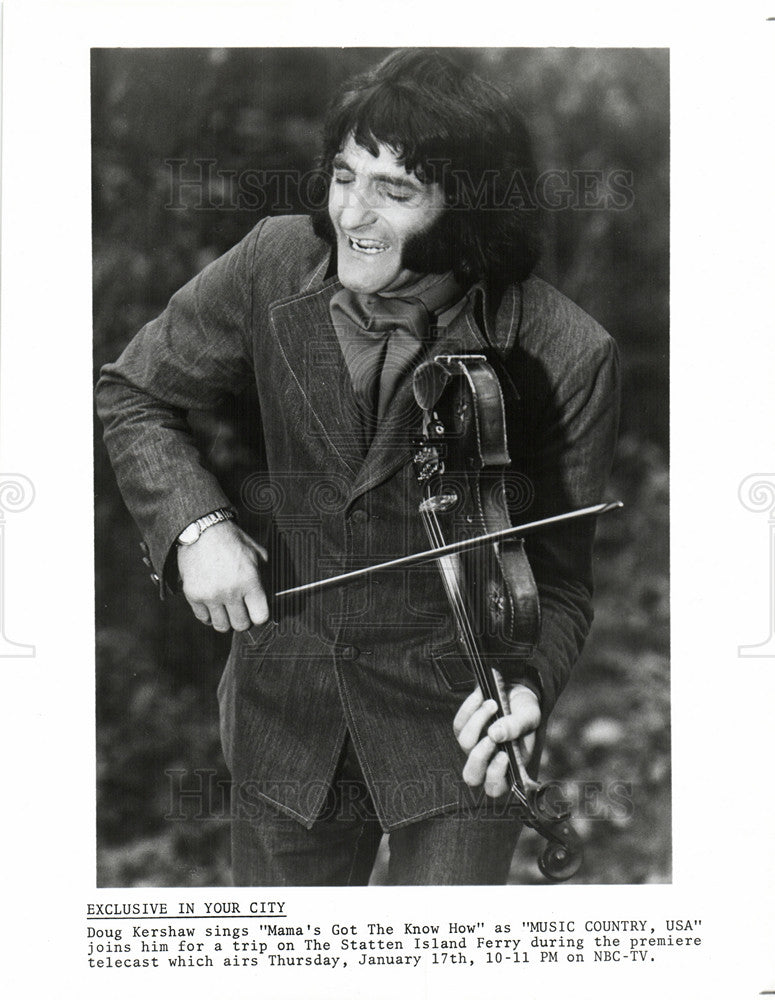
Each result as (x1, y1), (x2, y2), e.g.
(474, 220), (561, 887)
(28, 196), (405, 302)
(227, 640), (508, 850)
(311, 49), (542, 287)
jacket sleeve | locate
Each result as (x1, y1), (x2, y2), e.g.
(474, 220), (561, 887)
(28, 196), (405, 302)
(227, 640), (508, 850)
(95, 219), (266, 585)
(505, 301), (620, 717)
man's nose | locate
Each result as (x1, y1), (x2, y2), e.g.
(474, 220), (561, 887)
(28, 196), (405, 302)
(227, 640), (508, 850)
(337, 185), (378, 230)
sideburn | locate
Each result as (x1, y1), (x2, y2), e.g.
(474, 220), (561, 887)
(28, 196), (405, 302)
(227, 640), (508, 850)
(311, 205), (464, 283)
(401, 211), (461, 279)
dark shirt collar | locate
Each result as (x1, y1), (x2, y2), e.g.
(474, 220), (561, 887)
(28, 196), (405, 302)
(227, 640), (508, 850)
(314, 243), (504, 347)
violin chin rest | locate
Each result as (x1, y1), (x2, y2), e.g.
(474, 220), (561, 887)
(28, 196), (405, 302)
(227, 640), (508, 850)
(413, 358), (451, 411)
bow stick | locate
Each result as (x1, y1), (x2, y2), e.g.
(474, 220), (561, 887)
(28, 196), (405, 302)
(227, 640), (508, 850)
(274, 500), (622, 600)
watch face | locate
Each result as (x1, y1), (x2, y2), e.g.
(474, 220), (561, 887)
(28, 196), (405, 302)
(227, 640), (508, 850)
(177, 522), (200, 545)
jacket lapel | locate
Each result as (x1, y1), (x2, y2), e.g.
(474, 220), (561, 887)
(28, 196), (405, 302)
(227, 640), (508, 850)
(268, 280), (367, 477)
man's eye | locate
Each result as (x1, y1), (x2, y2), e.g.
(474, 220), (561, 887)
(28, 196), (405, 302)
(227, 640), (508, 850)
(384, 188), (412, 203)
(333, 173), (353, 185)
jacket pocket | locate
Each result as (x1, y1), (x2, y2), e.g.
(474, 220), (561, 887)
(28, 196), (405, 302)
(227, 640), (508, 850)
(430, 639), (476, 693)
(244, 618), (278, 651)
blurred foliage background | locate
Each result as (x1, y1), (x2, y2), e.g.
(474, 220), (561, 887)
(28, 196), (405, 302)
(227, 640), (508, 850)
(92, 47), (669, 886)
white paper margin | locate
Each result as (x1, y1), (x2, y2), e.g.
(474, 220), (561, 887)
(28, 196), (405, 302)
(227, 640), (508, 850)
(2, 2), (773, 998)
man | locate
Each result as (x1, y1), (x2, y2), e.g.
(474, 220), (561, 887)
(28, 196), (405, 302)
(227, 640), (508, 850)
(96, 49), (619, 885)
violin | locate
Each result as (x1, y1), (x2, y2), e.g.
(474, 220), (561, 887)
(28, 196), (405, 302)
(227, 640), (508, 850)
(412, 353), (585, 882)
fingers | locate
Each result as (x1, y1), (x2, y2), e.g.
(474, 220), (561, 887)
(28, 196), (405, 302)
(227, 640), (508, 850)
(222, 578), (269, 632)
(462, 732), (500, 788)
(454, 690), (508, 796)
(188, 597), (260, 633)
(488, 713), (537, 746)
(243, 582), (270, 627)
(190, 601), (212, 626)
(487, 718), (537, 762)
(488, 686), (541, 744)
(452, 686), (482, 737)
(483, 749), (510, 798)
(456, 697), (499, 754)
(209, 604), (231, 633)
(455, 682), (542, 797)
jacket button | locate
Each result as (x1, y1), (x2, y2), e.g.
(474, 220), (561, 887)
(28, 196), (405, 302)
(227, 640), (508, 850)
(339, 644), (359, 659)
(351, 509), (368, 524)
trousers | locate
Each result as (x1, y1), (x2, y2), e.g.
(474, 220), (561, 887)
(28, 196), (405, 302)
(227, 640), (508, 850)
(231, 734), (523, 886)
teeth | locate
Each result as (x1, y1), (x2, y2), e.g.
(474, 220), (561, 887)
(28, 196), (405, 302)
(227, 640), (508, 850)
(348, 237), (388, 254)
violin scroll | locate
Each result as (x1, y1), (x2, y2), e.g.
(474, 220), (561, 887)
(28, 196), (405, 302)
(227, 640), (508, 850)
(526, 779), (584, 882)
(538, 831), (584, 883)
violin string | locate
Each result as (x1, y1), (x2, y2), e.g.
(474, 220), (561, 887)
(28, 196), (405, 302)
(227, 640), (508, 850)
(422, 507), (494, 697)
(421, 505), (522, 798)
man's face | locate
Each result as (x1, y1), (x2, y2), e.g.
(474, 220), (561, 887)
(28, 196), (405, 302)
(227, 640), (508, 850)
(328, 136), (446, 294)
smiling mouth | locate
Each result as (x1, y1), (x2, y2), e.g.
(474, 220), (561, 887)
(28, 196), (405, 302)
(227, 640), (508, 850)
(347, 236), (389, 254)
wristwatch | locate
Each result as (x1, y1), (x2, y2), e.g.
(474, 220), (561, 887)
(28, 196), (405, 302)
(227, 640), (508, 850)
(176, 508), (236, 546)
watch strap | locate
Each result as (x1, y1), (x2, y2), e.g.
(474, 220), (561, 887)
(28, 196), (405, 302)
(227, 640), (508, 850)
(176, 508), (236, 546)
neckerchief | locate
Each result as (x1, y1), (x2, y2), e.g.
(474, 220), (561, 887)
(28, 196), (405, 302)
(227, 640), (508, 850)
(329, 271), (463, 446)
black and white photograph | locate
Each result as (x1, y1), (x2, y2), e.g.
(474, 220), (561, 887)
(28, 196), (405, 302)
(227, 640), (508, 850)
(1, 3), (773, 999)
(92, 46), (669, 888)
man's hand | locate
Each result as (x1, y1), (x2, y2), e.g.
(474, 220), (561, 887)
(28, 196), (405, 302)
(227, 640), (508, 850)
(176, 520), (269, 633)
(453, 681), (541, 798)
